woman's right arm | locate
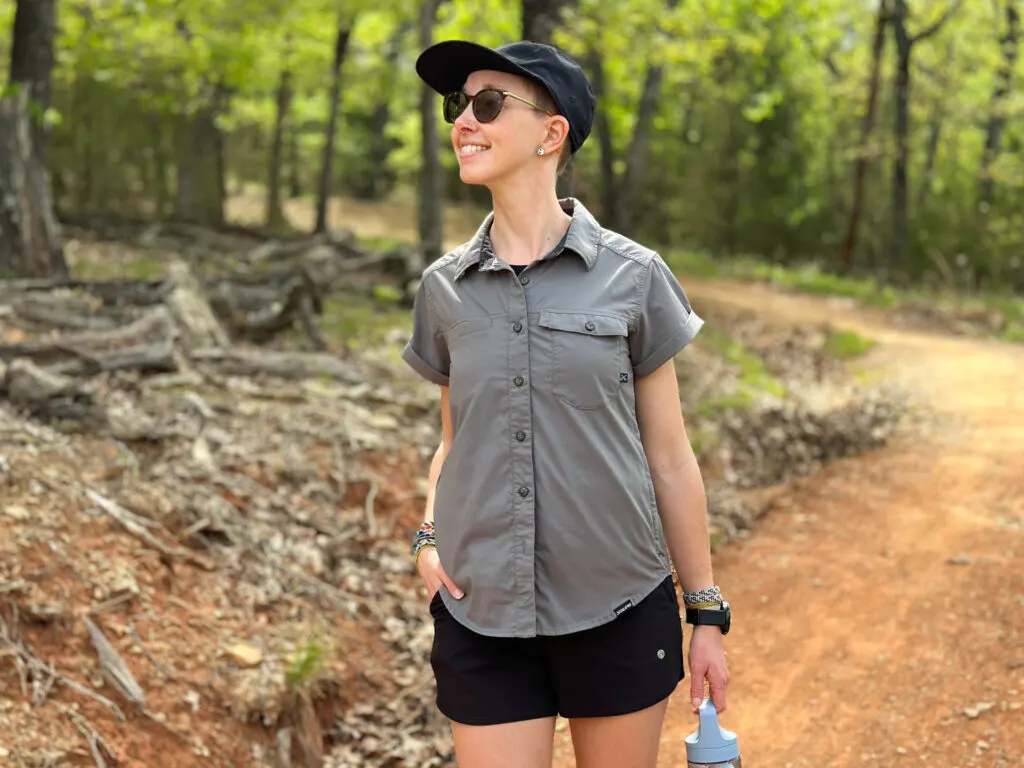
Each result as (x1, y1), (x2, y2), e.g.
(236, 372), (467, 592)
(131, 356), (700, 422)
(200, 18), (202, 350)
(416, 386), (464, 600)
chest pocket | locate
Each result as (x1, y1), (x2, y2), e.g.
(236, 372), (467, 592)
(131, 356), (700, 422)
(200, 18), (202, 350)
(539, 310), (629, 410)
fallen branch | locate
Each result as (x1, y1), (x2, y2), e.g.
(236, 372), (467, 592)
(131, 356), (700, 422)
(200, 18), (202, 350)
(190, 347), (360, 383)
(85, 489), (215, 571)
(84, 616), (147, 707)
(0, 306), (179, 373)
(54, 701), (118, 768)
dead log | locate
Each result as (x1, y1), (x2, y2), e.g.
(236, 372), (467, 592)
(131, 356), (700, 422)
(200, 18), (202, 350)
(10, 293), (140, 331)
(2, 358), (105, 423)
(189, 347), (359, 383)
(0, 277), (169, 307)
(163, 260), (230, 350)
(0, 306), (179, 374)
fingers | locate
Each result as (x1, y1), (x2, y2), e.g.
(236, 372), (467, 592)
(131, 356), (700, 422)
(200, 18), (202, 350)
(435, 561), (464, 599)
(707, 662), (729, 713)
(689, 658), (708, 711)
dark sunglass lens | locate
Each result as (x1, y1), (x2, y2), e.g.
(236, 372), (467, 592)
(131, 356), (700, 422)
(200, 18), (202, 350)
(442, 92), (464, 123)
(473, 90), (504, 123)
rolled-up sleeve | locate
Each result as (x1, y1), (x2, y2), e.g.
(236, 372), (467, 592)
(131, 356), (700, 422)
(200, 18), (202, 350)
(401, 275), (450, 386)
(630, 253), (703, 378)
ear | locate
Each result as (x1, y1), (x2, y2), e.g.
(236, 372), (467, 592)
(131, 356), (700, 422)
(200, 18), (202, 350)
(540, 114), (571, 156)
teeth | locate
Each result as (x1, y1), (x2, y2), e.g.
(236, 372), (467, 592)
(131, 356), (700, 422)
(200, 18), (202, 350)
(461, 145), (489, 155)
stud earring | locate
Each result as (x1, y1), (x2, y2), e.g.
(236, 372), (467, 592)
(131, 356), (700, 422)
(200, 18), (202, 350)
(536, 147), (545, 156)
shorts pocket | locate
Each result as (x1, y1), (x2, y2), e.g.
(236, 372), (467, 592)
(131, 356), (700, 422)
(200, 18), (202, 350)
(428, 589), (448, 620)
(539, 310), (629, 410)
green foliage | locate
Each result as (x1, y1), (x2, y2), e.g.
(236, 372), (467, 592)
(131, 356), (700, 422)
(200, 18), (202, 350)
(3, 0), (1022, 297)
(286, 634), (329, 691)
(824, 330), (877, 359)
(696, 326), (787, 417)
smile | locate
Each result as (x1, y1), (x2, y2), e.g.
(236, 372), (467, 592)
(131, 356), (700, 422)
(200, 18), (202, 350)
(460, 145), (490, 155)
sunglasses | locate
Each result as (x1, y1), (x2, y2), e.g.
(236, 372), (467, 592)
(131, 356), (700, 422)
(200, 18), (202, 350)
(443, 88), (553, 124)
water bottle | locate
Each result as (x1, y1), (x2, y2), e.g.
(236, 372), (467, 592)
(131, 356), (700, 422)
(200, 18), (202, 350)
(685, 697), (742, 768)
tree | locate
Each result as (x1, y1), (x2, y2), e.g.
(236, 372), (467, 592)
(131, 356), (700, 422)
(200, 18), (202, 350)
(266, 39), (294, 230)
(0, 0), (66, 278)
(314, 13), (356, 234)
(419, 0), (443, 270)
(521, 0), (578, 199)
(889, 0), (960, 273)
(838, 0), (890, 273)
(978, 0), (1020, 209)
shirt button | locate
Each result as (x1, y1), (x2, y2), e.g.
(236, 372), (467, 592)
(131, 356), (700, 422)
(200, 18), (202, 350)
(513, 375), (525, 387)
(584, 320), (596, 331)
(520, 275), (530, 285)
(515, 430), (526, 442)
(518, 486), (530, 498)
(513, 321), (523, 333)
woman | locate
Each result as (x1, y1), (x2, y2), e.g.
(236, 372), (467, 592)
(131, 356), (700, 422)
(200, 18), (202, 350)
(402, 39), (730, 768)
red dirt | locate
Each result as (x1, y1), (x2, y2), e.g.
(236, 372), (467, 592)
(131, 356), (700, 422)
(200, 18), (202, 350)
(552, 280), (1024, 766)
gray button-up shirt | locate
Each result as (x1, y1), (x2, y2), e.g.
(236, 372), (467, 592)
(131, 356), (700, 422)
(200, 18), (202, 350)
(402, 198), (703, 637)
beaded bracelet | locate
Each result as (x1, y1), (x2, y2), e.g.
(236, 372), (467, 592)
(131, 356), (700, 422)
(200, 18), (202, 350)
(413, 540), (436, 564)
(411, 520), (436, 561)
(682, 585), (723, 607)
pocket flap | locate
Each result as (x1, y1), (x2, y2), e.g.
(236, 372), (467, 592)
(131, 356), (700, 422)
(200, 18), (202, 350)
(539, 311), (628, 337)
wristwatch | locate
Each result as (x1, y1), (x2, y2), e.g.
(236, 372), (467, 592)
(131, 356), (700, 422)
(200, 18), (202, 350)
(685, 601), (731, 635)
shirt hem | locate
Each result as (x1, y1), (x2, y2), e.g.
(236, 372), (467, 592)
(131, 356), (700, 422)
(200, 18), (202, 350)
(440, 570), (674, 638)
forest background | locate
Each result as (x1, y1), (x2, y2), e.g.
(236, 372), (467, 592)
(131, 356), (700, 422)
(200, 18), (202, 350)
(2, 0), (1023, 307)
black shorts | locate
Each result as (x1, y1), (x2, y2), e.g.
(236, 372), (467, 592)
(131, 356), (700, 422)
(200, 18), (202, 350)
(428, 575), (684, 725)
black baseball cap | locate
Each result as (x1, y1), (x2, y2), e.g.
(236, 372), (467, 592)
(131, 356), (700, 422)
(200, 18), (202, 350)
(415, 40), (596, 154)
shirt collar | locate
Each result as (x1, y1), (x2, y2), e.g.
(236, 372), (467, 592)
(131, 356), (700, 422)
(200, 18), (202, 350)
(454, 198), (601, 281)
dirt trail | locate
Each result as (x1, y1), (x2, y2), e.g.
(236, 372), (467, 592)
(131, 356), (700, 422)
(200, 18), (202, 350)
(231, 197), (1023, 765)
(642, 280), (1024, 767)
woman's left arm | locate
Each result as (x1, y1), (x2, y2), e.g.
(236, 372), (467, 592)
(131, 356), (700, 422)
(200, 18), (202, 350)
(635, 358), (730, 714)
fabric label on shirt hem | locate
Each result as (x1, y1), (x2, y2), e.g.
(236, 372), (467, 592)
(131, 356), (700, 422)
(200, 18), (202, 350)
(613, 599), (634, 617)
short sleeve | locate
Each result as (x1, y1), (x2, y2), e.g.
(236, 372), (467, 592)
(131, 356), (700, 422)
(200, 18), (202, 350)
(630, 254), (703, 378)
(401, 275), (450, 386)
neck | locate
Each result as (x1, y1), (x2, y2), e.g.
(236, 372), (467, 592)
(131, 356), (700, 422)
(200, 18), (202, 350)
(487, 175), (571, 266)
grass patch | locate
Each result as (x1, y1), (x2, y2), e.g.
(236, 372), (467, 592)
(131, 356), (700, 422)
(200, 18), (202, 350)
(692, 327), (786, 420)
(824, 329), (877, 359)
(698, 326), (787, 400)
(286, 635), (329, 691)
(321, 293), (411, 357)
(73, 252), (168, 280)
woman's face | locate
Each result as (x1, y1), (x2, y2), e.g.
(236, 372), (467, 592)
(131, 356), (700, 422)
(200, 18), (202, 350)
(450, 70), (554, 187)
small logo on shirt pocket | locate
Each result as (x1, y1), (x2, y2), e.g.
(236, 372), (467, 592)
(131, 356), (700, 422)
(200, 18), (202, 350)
(619, 372), (630, 383)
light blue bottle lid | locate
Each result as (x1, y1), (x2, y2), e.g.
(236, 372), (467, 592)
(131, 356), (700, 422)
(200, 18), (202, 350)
(684, 698), (740, 764)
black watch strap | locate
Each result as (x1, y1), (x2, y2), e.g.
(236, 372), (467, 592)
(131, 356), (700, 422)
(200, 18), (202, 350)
(685, 601), (731, 635)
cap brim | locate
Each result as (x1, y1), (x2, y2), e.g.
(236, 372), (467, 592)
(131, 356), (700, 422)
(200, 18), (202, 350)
(416, 41), (536, 95)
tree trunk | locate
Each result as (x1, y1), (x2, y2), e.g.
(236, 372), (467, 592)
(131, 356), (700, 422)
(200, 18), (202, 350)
(267, 65), (293, 229)
(889, 0), (961, 274)
(0, 92), (67, 278)
(418, 0), (444, 270)
(978, 0), (1020, 209)
(587, 50), (616, 221)
(175, 105), (226, 227)
(521, 0), (577, 44)
(611, 54), (666, 234)
(838, 0), (889, 272)
(522, 0), (579, 200)
(288, 120), (302, 199)
(916, 102), (944, 214)
(1, 0), (66, 279)
(314, 20), (354, 234)
(608, 0), (679, 235)
(9, 0), (57, 162)
(889, 0), (914, 275)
